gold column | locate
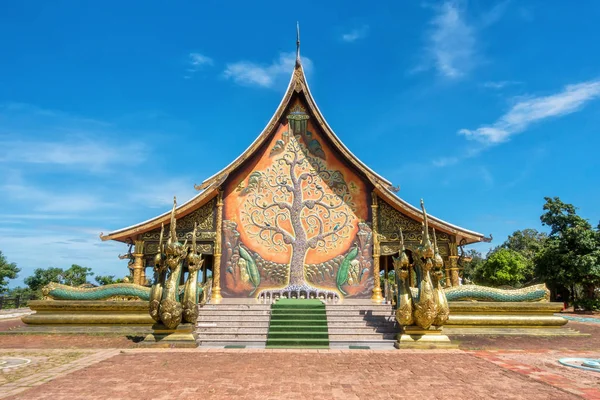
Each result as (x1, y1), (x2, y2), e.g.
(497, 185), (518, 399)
(448, 241), (459, 287)
(132, 240), (145, 286)
(443, 255), (451, 288)
(371, 192), (383, 303)
(211, 191), (224, 303)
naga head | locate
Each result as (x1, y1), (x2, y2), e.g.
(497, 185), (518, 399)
(393, 228), (411, 281)
(419, 199), (435, 259)
(186, 222), (203, 270)
(165, 196), (186, 257)
(153, 223), (166, 272)
(432, 228), (444, 269)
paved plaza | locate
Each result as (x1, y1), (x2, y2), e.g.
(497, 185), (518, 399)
(0, 317), (599, 399)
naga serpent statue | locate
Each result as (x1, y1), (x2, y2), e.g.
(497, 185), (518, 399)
(149, 223), (167, 321)
(182, 222), (204, 324)
(392, 199), (450, 330)
(158, 197), (188, 329)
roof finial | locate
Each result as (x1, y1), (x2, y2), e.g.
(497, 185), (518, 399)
(296, 21), (301, 68)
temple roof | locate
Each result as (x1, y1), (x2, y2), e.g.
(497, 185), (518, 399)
(101, 37), (488, 245)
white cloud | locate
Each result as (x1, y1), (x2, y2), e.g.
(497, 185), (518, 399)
(185, 52), (214, 78)
(425, 1), (476, 79)
(0, 139), (145, 171)
(460, 79), (600, 144)
(482, 80), (521, 90)
(341, 25), (369, 42)
(223, 52), (313, 89)
(189, 52), (213, 68)
(416, 1), (508, 79)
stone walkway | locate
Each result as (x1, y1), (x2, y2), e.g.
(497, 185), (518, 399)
(2, 349), (599, 400)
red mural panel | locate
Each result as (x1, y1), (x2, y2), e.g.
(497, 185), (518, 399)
(221, 100), (374, 298)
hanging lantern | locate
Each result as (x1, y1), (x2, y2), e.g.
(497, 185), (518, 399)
(286, 104), (309, 136)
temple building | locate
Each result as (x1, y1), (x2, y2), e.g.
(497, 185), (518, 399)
(100, 36), (488, 304)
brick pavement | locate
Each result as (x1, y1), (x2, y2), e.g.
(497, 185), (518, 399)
(1, 349), (586, 400)
(470, 350), (600, 400)
(0, 349), (119, 399)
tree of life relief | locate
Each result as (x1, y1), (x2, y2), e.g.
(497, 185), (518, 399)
(224, 104), (373, 300)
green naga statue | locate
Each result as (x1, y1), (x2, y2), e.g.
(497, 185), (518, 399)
(393, 199), (450, 330)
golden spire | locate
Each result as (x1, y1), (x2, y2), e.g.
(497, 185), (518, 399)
(158, 223), (164, 252)
(420, 199), (434, 258)
(296, 21), (301, 68)
(169, 196), (177, 242)
(191, 222), (197, 253)
(432, 228), (444, 268)
(399, 228), (409, 267)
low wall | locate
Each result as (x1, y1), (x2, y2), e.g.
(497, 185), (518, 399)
(22, 300), (154, 325)
(447, 301), (567, 328)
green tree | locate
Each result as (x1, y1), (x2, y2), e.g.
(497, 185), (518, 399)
(475, 248), (531, 287)
(95, 275), (123, 286)
(24, 264), (94, 295)
(62, 264), (93, 286)
(0, 251), (20, 294)
(501, 229), (547, 261)
(461, 249), (485, 283)
(535, 197), (600, 307)
(24, 267), (65, 292)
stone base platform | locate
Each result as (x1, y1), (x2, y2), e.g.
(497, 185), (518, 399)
(395, 326), (456, 349)
(447, 301), (568, 328)
(22, 300), (154, 325)
(142, 323), (197, 347)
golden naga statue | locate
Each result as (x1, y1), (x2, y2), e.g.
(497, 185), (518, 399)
(392, 199), (450, 330)
(183, 222), (204, 324)
(149, 196), (206, 330)
(149, 223), (167, 322)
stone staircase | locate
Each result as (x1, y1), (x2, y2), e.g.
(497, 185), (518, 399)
(326, 301), (398, 349)
(195, 299), (399, 349)
(195, 300), (271, 348)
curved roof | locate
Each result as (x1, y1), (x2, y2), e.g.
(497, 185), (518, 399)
(101, 55), (488, 245)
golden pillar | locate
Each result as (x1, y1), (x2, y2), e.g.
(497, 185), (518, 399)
(448, 241), (459, 287)
(371, 192), (384, 303)
(211, 191), (224, 303)
(132, 240), (145, 286)
(443, 255), (452, 288)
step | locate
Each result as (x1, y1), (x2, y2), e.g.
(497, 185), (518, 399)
(196, 326), (270, 333)
(267, 331), (328, 339)
(196, 320), (270, 328)
(201, 305), (271, 311)
(271, 309), (326, 315)
(197, 315), (271, 322)
(329, 332), (397, 340)
(325, 310), (394, 317)
(325, 305), (393, 311)
(197, 310), (271, 316)
(328, 326), (397, 334)
(196, 339), (267, 348)
(269, 325), (328, 332)
(265, 345), (329, 349)
(266, 338), (329, 346)
(266, 319), (327, 326)
(197, 333), (268, 340)
(269, 313), (327, 319)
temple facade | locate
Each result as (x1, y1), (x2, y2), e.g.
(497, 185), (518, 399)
(100, 43), (488, 304)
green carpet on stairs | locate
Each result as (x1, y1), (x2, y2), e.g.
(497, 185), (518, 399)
(266, 299), (329, 349)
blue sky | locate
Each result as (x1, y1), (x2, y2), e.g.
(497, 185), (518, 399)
(2, 1), (600, 287)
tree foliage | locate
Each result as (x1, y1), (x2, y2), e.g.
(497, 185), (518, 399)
(24, 265), (94, 293)
(535, 197), (600, 305)
(95, 275), (123, 286)
(0, 251), (20, 294)
(474, 248), (531, 287)
(461, 249), (485, 283)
